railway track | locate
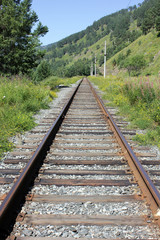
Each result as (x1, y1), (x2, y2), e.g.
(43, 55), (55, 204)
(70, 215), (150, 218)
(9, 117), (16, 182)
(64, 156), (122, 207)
(0, 78), (160, 239)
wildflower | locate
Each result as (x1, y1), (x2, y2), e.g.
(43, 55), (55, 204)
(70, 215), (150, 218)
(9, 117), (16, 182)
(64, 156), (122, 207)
(140, 87), (144, 97)
(2, 96), (5, 99)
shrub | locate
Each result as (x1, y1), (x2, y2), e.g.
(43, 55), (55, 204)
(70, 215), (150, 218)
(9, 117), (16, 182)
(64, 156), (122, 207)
(33, 61), (51, 82)
(123, 55), (147, 76)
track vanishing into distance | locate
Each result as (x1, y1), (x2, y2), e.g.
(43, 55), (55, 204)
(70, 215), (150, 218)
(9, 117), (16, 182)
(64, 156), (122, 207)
(1, 78), (160, 239)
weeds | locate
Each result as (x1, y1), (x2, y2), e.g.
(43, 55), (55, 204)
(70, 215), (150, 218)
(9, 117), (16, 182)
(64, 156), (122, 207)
(123, 76), (160, 124)
(0, 75), (81, 158)
(41, 76), (81, 90)
(89, 75), (160, 148)
(0, 76), (51, 158)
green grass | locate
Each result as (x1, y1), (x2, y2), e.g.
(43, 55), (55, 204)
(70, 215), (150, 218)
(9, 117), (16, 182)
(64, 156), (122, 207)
(41, 76), (82, 90)
(89, 75), (160, 148)
(0, 75), (80, 159)
(0, 76), (52, 158)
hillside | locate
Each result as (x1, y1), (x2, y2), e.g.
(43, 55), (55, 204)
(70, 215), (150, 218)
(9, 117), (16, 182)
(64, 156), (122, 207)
(44, 0), (160, 77)
(107, 30), (160, 76)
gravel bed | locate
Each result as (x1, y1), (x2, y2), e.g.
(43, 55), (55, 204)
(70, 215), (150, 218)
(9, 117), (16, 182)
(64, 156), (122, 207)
(0, 174), (18, 178)
(61, 125), (107, 128)
(33, 83), (78, 125)
(0, 162), (26, 169)
(54, 143), (118, 146)
(40, 174), (131, 180)
(41, 164), (128, 170)
(22, 201), (149, 216)
(62, 123), (106, 126)
(47, 155), (124, 160)
(143, 165), (160, 170)
(13, 224), (160, 238)
(59, 129), (110, 132)
(150, 175), (160, 180)
(52, 149), (120, 153)
(54, 137), (115, 142)
(0, 183), (14, 194)
(157, 186), (160, 192)
(56, 133), (113, 137)
(31, 185), (140, 195)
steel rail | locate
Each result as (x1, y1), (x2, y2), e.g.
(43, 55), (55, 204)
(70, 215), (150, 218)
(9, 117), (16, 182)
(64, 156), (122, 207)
(0, 79), (83, 236)
(88, 79), (160, 225)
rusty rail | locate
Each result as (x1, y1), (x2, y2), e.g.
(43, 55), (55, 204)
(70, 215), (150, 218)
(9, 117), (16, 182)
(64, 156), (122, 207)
(0, 79), (82, 236)
(88, 79), (160, 225)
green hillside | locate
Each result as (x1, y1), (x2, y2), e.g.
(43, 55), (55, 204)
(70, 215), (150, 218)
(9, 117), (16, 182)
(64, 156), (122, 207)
(44, 0), (160, 78)
(107, 30), (160, 76)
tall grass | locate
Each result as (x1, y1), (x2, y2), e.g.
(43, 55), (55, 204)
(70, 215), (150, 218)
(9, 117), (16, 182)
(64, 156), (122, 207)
(89, 75), (160, 148)
(0, 76), (51, 158)
(41, 76), (82, 90)
(0, 75), (81, 158)
(123, 76), (160, 124)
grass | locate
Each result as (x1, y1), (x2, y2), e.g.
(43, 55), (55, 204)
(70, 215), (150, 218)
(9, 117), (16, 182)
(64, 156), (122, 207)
(0, 75), (81, 159)
(0, 76), (50, 158)
(0, 76), (52, 157)
(89, 75), (160, 149)
(41, 76), (82, 90)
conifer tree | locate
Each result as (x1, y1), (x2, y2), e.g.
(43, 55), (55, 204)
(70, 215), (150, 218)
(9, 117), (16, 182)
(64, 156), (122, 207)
(0, 0), (48, 75)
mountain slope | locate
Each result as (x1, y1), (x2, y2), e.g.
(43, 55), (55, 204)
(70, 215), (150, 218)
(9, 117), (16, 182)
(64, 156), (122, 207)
(107, 31), (160, 76)
(43, 0), (160, 77)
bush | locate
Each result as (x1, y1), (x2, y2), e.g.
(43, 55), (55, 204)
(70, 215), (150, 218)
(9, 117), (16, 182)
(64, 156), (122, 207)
(123, 55), (147, 76)
(33, 61), (51, 82)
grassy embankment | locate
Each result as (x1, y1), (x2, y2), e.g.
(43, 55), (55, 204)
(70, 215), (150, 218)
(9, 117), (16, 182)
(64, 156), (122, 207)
(0, 75), (80, 158)
(89, 75), (160, 148)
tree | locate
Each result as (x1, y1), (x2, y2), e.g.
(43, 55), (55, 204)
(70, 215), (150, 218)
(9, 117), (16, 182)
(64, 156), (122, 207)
(65, 59), (91, 77)
(0, 0), (48, 75)
(156, 16), (160, 33)
(33, 60), (51, 82)
(123, 55), (147, 76)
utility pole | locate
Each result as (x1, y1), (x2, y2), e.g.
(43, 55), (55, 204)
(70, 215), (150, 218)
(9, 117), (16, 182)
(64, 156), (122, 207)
(104, 40), (106, 78)
(95, 54), (96, 77)
(90, 62), (93, 76)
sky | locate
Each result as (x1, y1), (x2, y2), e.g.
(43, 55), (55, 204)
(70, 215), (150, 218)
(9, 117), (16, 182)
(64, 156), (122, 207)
(31, 0), (144, 46)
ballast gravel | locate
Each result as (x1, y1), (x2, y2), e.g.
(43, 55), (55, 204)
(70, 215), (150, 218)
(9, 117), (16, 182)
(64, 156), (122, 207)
(40, 174), (131, 180)
(0, 183), (14, 194)
(41, 164), (128, 170)
(22, 201), (150, 216)
(13, 224), (160, 238)
(47, 155), (124, 161)
(31, 185), (140, 196)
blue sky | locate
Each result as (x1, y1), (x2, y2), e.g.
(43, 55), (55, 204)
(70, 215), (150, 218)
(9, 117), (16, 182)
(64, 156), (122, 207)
(31, 0), (144, 46)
